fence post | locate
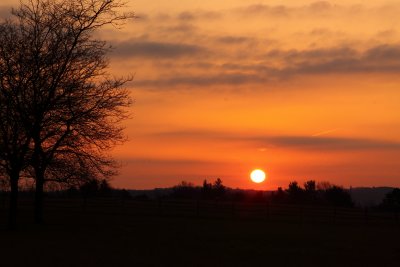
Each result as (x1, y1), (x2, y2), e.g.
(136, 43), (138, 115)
(265, 201), (270, 221)
(364, 207), (369, 226)
(299, 205), (304, 226)
(196, 200), (200, 217)
(332, 206), (337, 224)
(0, 192), (5, 210)
(231, 201), (235, 219)
(158, 198), (163, 216)
(82, 196), (87, 211)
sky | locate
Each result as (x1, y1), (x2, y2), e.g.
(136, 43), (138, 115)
(2, 0), (400, 189)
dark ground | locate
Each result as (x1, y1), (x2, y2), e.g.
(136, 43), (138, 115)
(1, 198), (399, 267)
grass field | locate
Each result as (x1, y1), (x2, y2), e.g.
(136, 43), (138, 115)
(1, 198), (399, 266)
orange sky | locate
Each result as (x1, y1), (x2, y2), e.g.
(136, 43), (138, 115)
(2, 1), (400, 189)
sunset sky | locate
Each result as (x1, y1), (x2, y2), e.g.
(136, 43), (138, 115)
(2, 0), (400, 189)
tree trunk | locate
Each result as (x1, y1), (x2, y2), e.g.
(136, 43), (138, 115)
(8, 173), (19, 230)
(34, 170), (45, 224)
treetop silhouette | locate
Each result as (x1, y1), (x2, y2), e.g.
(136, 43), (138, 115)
(0, 0), (133, 229)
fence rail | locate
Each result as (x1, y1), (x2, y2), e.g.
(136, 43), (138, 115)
(1, 196), (399, 226)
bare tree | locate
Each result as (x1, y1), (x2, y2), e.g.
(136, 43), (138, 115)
(0, 20), (34, 229)
(0, 0), (133, 226)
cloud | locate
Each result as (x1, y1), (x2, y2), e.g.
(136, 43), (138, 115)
(216, 36), (252, 44)
(364, 45), (400, 61)
(308, 1), (334, 12)
(152, 10), (222, 22)
(151, 130), (400, 152)
(177, 10), (222, 21)
(128, 42), (400, 88)
(134, 13), (150, 21)
(237, 1), (341, 17)
(240, 4), (289, 17)
(160, 23), (198, 34)
(178, 11), (195, 21)
(236, 1), (400, 22)
(252, 136), (400, 151)
(134, 72), (270, 88)
(123, 157), (219, 166)
(111, 39), (206, 59)
(280, 44), (400, 76)
(229, 44), (400, 78)
(266, 47), (358, 62)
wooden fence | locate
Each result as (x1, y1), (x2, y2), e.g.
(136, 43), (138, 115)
(1, 196), (399, 227)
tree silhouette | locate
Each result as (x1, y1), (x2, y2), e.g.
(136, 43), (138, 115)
(380, 188), (400, 211)
(172, 181), (197, 199)
(304, 180), (317, 203)
(286, 181), (304, 202)
(273, 187), (287, 202)
(79, 178), (112, 198)
(0, 0), (133, 226)
(212, 178), (225, 198)
(324, 186), (353, 207)
(304, 180), (316, 192)
(202, 179), (212, 199)
(0, 12), (35, 229)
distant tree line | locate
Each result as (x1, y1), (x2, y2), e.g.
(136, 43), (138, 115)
(170, 178), (226, 200)
(166, 179), (354, 208)
(270, 180), (353, 207)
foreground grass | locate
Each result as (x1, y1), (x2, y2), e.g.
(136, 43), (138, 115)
(1, 199), (399, 266)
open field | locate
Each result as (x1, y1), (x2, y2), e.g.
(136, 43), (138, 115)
(1, 197), (400, 266)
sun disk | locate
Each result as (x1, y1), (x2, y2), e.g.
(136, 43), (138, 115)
(250, 169), (266, 183)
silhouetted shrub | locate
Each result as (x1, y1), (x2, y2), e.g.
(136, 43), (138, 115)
(304, 180), (317, 203)
(317, 181), (332, 191)
(213, 178), (225, 199)
(304, 180), (316, 192)
(79, 179), (113, 198)
(172, 181), (199, 199)
(271, 187), (287, 203)
(202, 179), (213, 199)
(120, 189), (133, 200)
(99, 179), (112, 197)
(324, 186), (353, 207)
(65, 186), (79, 197)
(380, 188), (400, 211)
(286, 181), (304, 203)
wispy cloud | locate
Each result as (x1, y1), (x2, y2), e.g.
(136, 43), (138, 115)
(133, 72), (270, 88)
(216, 35), (254, 44)
(255, 136), (400, 151)
(312, 128), (340, 137)
(111, 39), (207, 59)
(130, 43), (400, 88)
(235, 1), (400, 18)
(236, 1), (345, 18)
(151, 130), (400, 152)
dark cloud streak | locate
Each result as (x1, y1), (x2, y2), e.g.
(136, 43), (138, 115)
(111, 40), (206, 59)
(131, 43), (400, 87)
(134, 72), (269, 88)
(151, 130), (400, 152)
(253, 136), (400, 151)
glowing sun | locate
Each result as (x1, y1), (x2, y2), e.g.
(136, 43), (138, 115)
(250, 169), (266, 183)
